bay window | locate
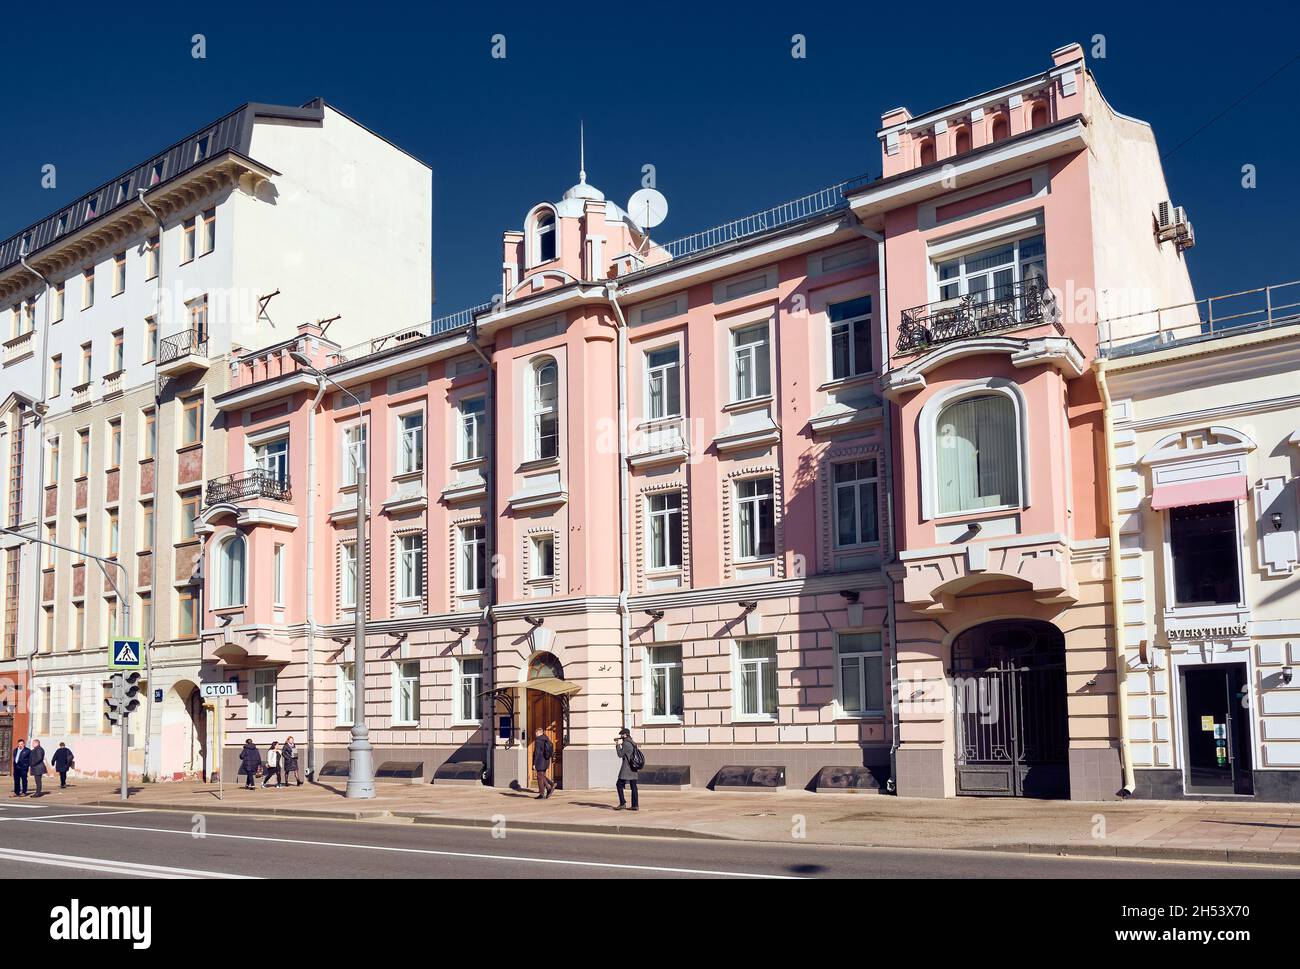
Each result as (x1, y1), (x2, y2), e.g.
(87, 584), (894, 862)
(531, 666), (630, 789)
(935, 394), (1020, 515)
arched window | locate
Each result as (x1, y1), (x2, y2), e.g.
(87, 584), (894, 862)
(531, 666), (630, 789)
(918, 138), (936, 167)
(533, 210), (556, 264)
(935, 394), (1020, 514)
(953, 126), (971, 154)
(990, 115), (1009, 142)
(1030, 102), (1049, 130)
(216, 533), (247, 608)
(531, 357), (559, 459)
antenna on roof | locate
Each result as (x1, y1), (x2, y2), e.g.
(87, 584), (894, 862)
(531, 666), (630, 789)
(579, 120), (586, 184)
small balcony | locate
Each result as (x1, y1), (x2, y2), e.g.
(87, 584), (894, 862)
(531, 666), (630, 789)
(896, 278), (1050, 355)
(206, 468), (292, 506)
(3, 329), (35, 366)
(158, 329), (210, 376)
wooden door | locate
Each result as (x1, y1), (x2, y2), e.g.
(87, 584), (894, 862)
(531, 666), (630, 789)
(526, 691), (563, 789)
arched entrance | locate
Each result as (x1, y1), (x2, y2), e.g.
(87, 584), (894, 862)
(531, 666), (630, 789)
(527, 652), (567, 791)
(952, 619), (1069, 798)
(161, 680), (208, 781)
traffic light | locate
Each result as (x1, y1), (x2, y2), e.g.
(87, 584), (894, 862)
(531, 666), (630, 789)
(105, 672), (124, 725)
(123, 672), (142, 716)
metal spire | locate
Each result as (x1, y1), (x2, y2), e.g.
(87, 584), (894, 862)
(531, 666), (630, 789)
(579, 120), (586, 184)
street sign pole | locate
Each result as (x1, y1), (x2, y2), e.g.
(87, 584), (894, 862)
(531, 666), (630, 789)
(120, 694), (128, 802)
(200, 681), (236, 801)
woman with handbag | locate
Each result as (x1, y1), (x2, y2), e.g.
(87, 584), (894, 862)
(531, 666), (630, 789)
(238, 739), (262, 790)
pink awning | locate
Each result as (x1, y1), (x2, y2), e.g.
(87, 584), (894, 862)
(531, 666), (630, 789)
(1151, 474), (1247, 511)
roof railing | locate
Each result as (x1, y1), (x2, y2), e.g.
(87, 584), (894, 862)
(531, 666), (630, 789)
(330, 301), (494, 365)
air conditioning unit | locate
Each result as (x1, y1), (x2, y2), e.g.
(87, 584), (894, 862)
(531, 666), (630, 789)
(1155, 200), (1196, 251)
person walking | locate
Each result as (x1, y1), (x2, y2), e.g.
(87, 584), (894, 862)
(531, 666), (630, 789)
(262, 741), (282, 788)
(11, 739), (29, 797)
(614, 728), (642, 811)
(28, 740), (47, 797)
(532, 727), (556, 800)
(237, 739), (262, 790)
(51, 742), (74, 789)
(282, 736), (304, 786)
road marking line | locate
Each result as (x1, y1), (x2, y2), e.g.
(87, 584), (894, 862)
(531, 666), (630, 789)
(0, 809), (147, 822)
(11, 817), (802, 878)
(0, 845), (258, 879)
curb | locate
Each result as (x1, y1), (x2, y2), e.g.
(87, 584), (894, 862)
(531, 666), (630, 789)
(393, 811), (730, 841)
(89, 799), (393, 822)
(965, 841), (1300, 867)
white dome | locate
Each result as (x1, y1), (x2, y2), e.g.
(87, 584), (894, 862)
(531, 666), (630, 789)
(561, 177), (605, 202)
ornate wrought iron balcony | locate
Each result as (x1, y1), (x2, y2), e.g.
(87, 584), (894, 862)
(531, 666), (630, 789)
(206, 468), (292, 506)
(896, 278), (1049, 354)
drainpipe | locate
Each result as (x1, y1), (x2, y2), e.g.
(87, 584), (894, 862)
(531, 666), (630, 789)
(851, 221), (902, 793)
(138, 189), (166, 781)
(603, 283), (633, 732)
(1094, 359), (1136, 796)
(467, 322), (496, 782)
(19, 247), (52, 744)
(303, 376), (328, 778)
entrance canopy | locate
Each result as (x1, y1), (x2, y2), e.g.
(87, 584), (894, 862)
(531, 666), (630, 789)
(1151, 474), (1247, 511)
(526, 676), (581, 698)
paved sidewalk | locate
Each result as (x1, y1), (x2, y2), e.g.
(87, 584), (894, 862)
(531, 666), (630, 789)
(35, 777), (1300, 866)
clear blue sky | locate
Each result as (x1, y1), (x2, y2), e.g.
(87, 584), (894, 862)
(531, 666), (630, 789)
(2, 2), (1296, 318)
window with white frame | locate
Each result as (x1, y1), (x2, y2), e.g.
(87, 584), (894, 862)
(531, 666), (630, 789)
(935, 233), (1045, 303)
(531, 534), (555, 580)
(645, 345), (681, 419)
(342, 424), (367, 486)
(532, 209), (556, 264)
(249, 669), (276, 727)
(732, 322), (771, 402)
(393, 661), (420, 724)
(273, 543), (285, 607)
(646, 644), (683, 720)
(828, 296), (873, 380)
(397, 533), (425, 601)
(216, 533), (246, 608)
(336, 664), (355, 724)
(459, 524), (486, 593)
(1169, 502), (1241, 607)
(736, 639), (777, 719)
(398, 412), (424, 474)
(340, 543), (358, 609)
(647, 491), (683, 570)
(457, 658), (483, 723)
(460, 397), (486, 461)
(935, 394), (1020, 515)
(735, 476), (775, 560)
(254, 437), (289, 486)
(531, 359), (559, 459)
(836, 631), (884, 716)
(833, 459), (879, 548)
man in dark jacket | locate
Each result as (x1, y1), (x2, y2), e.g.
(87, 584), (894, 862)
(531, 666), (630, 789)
(28, 740), (47, 797)
(238, 739), (262, 790)
(614, 728), (641, 811)
(51, 743), (74, 788)
(11, 739), (29, 796)
(532, 727), (555, 800)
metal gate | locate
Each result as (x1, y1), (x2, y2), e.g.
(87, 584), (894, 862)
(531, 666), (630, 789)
(953, 621), (1069, 798)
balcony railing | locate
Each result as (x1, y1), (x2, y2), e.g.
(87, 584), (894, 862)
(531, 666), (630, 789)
(206, 468), (292, 506)
(330, 302), (495, 365)
(896, 278), (1049, 354)
(159, 329), (209, 365)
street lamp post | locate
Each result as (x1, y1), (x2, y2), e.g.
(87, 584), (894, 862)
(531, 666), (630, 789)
(289, 350), (374, 799)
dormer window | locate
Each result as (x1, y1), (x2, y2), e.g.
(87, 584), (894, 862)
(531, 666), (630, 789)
(533, 209), (556, 265)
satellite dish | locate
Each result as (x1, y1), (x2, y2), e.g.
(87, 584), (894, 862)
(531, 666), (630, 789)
(627, 187), (668, 230)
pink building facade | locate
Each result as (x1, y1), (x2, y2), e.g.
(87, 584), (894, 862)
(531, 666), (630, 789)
(198, 43), (1198, 798)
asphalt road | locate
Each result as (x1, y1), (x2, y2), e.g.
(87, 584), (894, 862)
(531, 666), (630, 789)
(0, 799), (1294, 880)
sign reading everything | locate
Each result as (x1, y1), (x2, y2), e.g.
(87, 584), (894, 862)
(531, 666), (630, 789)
(109, 638), (143, 670)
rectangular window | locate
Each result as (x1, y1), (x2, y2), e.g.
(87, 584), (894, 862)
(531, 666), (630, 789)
(53, 282), (64, 322)
(145, 236), (159, 280)
(108, 420), (122, 469)
(531, 534), (555, 580)
(253, 437), (289, 485)
(113, 252), (126, 295)
(393, 661), (420, 724)
(75, 517), (88, 563)
(647, 491), (683, 570)
(143, 410), (157, 459)
(459, 524), (486, 593)
(343, 425), (367, 486)
(50, 355), (62, 396)
(181, 396), (203, 445)
(141, 501), (155, 549)
(647, 644), (684, 720)
(105, 596), (119, 642)
(82, 269), (94, 309)
(139, 592), (152, 644)
(398, 534), (425, 601)
(1170, 502), (1242, 606)
(936, 233), (1045, 303)
(187, 295), (208, 343)
(836, 631), (884, 716)
(735, 477), (775, 560)
(77, 429), (90, 476)
(45, 524), (57, 570)
(460, 397), (486, 461)
(48, 437), (60, 482)
(79, 343), (92, 385)
(645, 345), (681, 419)
(732, 323), (771, 401)
(106, 509), (120, 557)
(179, 491), (201, 542)
(39, 687), (50, 734)
(200, 208), (216, 255)
(398, 412), (424, 474)
(74, 602), (86, 650)
(273, 544), (285, 607)
(828, 296), (873, 380)
(833, 459), (879, 548)
(737, 639), (778, 719)
(340, 543), (358, 609)
(249, 669), (276, 727)
(177, 588), (198, 637)
(110, 330), (124, 372)
(69, 684), (82, 734)
(43, 606), (55, 653)
(457, 658), (483, 723)
(181, 217), (196, 264)
(336, 664), (355, 724)
(145, 317), (158, 362)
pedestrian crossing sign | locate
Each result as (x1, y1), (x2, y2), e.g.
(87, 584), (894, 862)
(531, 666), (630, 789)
(109, 638), (143, 670)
